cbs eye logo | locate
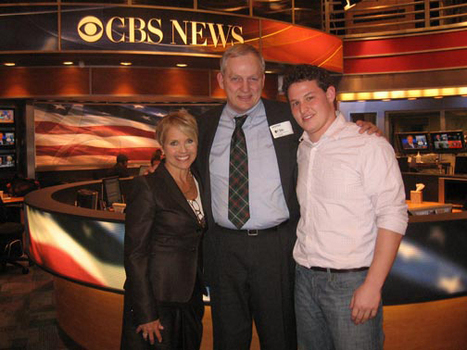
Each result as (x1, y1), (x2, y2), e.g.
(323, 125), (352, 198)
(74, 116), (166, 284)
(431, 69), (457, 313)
(77, 16), (104, 43)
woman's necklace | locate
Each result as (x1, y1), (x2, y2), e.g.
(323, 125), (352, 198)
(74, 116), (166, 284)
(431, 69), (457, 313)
(176, 171), (196, 198)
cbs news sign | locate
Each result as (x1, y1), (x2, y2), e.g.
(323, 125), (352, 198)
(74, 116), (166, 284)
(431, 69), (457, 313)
(77, 15), (244, 47)
(62, 6), (255, 54)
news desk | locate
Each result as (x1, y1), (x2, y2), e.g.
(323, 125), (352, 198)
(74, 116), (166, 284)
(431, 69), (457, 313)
(25, 180), (467, 350)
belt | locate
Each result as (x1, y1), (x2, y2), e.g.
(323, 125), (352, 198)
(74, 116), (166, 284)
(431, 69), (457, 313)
(217, 223), (285, 236)
(307, 266), (369, 273)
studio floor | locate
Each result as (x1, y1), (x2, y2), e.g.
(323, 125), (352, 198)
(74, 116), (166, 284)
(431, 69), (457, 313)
(0, 263), (82, 350)
(0, 263), (260, 350)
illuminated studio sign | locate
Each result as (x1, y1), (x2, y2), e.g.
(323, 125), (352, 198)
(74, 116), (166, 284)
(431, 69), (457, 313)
(76, 15), (244, 47)
(60, 6), (256, 54)
(0, 6), (343, 71)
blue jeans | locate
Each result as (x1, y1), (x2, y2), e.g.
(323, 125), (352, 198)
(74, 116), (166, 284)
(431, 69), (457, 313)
(295, 264), (384, 350)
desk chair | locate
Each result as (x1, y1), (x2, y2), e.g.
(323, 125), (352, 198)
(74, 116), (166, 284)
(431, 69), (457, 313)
(0, 198), (28, 274)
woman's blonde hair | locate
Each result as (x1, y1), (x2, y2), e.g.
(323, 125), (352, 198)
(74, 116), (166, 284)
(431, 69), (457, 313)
(156, 109), (198, 146)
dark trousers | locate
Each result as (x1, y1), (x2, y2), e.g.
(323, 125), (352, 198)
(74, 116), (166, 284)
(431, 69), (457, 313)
(209, 225), (296, 350)
(121, 284), (204, 350)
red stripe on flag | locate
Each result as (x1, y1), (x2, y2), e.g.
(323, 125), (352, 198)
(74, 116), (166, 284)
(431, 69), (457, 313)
(36, 145), (158, 158)
(27, 236), (105, 287)
(35, 122), (155, 139)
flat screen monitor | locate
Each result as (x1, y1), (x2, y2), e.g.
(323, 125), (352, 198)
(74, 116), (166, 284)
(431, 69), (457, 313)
(430, 130), (465, 153)
(0, 153), (15, 168)
(441, 178), (467, 208)
(76, 189), (99, 209)
(455, 156), (467, 174)
(0, 109), (14, 124)
(396, 132), (430, 153)
(102, 176), (122, 207)
(0, 132), (15, 146)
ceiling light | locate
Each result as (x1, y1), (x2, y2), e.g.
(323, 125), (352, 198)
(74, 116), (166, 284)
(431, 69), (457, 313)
(63, 61), (74, 65)
(408, 97), (417, 100)
(120, 62), (132, 66)
(176, 63), (188, 67)
(265, 70), (274, 74)
(4, 63), (15, 67)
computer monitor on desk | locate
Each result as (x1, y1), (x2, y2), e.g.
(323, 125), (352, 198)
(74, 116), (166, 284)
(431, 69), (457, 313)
(102, 176), (123, 208)
(439, 177), (467, 210)
(455, 156), (467, 175)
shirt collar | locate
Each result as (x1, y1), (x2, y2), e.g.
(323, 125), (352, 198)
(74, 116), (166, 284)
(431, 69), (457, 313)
(300, 111), (346, 145)
(224, 99), (264, 127)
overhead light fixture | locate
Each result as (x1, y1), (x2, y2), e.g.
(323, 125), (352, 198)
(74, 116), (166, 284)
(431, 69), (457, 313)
(339, 86), (467, 101)
(4, 62), (15, 67)
(265, 70), (274, 74)
(120, 62), (132, 66)
(343, 0), (362, 10)
(63, 61), (74, 65)
(176, 63), (188, 67)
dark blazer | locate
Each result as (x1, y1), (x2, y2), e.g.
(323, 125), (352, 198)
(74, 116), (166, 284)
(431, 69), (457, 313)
(195, 98), (302, 284)
(123, 162), (205, 326)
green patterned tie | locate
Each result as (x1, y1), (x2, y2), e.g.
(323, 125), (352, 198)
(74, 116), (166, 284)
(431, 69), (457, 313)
(228, 115), (250, 229)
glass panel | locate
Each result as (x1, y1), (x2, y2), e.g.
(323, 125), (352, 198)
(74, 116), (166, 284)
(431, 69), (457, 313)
(1, 0), (56, 3)
(445, 110), (467, 131)
(131, 0), (194, 8)
(62, 0), (126, 3)
(198, 0), (250, 16)
(390, 111), (441, 133)
(294, 0), (322, 29)
(253, 0), (292, 23)
(350, 112), (376, 125)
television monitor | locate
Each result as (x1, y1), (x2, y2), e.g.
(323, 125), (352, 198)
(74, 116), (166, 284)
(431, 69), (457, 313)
(0, 109), (14, 124)
(76, 189), (99, 209)
(455, 156), (467, 175)
(0, 132), (15, 146)
(0, 153), (15, 168)
(430, 130), (465, 153)
(102, 176), (122, 207)
(441, 178), (467, 209)
(396, 132), (430, 153)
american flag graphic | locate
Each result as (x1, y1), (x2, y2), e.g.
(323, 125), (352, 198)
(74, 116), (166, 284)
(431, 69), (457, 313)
(34, 103), (165, 167)
(26, 204), (126, 291)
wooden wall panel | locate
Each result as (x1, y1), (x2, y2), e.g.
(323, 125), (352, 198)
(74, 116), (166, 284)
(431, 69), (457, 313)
(0, 67), (90, 98)
(91, 68), (210, 97)
(344, 29), (467, 75)
(54, 274), (467, 350)
(0, 66), (279, 101)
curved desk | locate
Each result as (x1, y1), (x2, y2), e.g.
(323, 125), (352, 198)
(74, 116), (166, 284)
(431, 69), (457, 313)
(25, 181), (467, 350)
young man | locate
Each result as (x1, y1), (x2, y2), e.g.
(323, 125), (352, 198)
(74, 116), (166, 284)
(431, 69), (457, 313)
(107, 153), (130, 178)
(195, 45), (381, 350)
(283, 65), (408, 350)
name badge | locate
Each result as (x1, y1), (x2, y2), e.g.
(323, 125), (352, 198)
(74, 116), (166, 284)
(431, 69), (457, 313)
(270, 121), (294, 139)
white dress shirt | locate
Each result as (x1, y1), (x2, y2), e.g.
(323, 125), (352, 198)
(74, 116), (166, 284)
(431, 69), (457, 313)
(293, 113), (408, 269)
